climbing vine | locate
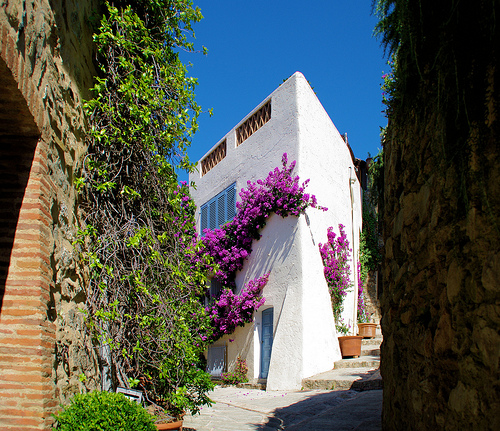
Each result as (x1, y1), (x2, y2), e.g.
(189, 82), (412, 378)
(77, 0), (213, 417)
(198, 154), (326, 341)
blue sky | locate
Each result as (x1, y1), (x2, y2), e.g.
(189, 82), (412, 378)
(179, 1), (388, 182)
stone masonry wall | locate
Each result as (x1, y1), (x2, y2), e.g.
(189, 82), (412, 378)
(363, 270), (380, 325)
(0, 1), (100, 429)
(380, 3), (499, 429)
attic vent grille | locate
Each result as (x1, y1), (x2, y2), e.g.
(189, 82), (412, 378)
(236, 100), (271, 146)
(201, 139), (226, 176)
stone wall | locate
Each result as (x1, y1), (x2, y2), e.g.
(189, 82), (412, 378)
(380, 2), (499, 429)
(363, 270), (380, 325)
(0, 1), (100, 429)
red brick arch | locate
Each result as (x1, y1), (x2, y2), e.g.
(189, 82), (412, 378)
(0, 21), (58, 430)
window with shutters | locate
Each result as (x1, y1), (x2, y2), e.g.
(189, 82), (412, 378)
(200, 183), (237, 235)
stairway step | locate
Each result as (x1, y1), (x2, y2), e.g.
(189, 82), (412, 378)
(361, 336), (382, 346)
(302, 367), (382, 391)
(334, 355), (380, 369)
(361, 346), (380, 356)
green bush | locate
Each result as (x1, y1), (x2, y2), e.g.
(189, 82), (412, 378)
(53, 391), (156, 430)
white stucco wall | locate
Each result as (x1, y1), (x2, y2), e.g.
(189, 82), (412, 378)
(293, 73), (363, 335)
(189, 72), (362, 391)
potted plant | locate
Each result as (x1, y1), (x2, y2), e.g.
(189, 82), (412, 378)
(356, 261), (377, 338)
(357, 321), (377, 338)
(336, 320), (363, 358)
(319, 224), (363, 358)
(148, 406), (184, 431)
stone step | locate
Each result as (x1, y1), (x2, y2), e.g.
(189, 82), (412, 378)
(302, 367), (382, 391)
(334, 355), (380, 369)
(361, 346), (380, 356)
(359, 335), (382, 356)
(236, 381), (267, 390)
(361, 336), (383, 346)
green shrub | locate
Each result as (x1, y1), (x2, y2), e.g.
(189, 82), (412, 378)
(53, 391), (156, 430)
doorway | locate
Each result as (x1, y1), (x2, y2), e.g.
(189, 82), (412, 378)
(260, 307), (273, 379)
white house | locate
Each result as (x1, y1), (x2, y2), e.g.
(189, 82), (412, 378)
(189, 72), (363, 391)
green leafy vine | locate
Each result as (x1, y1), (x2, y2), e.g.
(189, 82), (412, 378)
(76, 0), (214, 417)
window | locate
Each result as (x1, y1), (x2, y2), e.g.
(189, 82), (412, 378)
(207, 345), (226, 377)
(210, 278), (222, 300)
(200, 183), (237, 234)
(201, 139), (226, 176)
(236, 100), (271, 146)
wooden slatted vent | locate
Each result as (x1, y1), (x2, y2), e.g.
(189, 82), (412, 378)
(236, 100), (271, 146)
(201, 139), (227, 176)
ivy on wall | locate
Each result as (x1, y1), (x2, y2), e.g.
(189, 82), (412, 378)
(76, 0), (213, 417)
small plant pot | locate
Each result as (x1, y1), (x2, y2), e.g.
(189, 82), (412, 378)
(338, 336), (363, 358)
(155, 420), (183, 430)
(357, 322), (377, 338)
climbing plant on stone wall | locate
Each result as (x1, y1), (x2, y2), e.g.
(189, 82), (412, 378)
(76, 0), (214, 417)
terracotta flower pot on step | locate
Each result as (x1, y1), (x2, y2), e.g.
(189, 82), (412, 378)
(338, 335), (363, 358)
(357, 322), (377, 338)
(155, 420), (183, 430)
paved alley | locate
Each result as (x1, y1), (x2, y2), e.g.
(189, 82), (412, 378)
(183, 386), (382, 430)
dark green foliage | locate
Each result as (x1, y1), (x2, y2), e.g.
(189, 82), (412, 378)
(373, 0), (499, 214)
(53, 391), (156, 430)
(76, 0), (214, 416)
(368, 148), (384, 218)
(373, 0), (498, 131)
(359, 192), (381, 285)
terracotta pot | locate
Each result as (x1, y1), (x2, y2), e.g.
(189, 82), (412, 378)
(155, 420), (183, 430)
(338, 336), (362, 358)
(357, 322), (377, 338)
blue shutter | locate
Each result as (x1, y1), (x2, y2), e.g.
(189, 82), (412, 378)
(217, 193), (226, 227)
(200, 183), (237, 235)
(227, 185), (236, 221)
(209, 200), (217, 230)
(210, 279), (222, 299)
(260, 308), (274, 379)
(201, 204), (208, 234)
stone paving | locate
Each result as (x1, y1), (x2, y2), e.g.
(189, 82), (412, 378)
(183, 386), (382, 430)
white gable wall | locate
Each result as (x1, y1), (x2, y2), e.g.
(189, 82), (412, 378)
(189, 72), (362, 391)
(294, 72), (363, 349)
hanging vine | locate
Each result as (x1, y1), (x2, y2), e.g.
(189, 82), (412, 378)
(76, 0), (214, 417)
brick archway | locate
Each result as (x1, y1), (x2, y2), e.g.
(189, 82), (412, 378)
(0, 48), (57, 430)
(0, 58), (39, 306)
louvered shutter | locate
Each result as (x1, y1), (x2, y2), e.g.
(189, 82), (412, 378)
(210, 278), (222, 299)
(209, 200), (217, 230)
(227, 186), (236, 221)
(217, 193), (226, 227)
(201, 204), (208, 234)
(200, 183), (237, 235)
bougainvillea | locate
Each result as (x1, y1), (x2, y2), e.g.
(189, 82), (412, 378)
(319, 224), (353, 334)
(221, 356), (249, 385)
(207, 274), (268, 341)
(194, 154), (325, 340)
(196, 153), (325, 287)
